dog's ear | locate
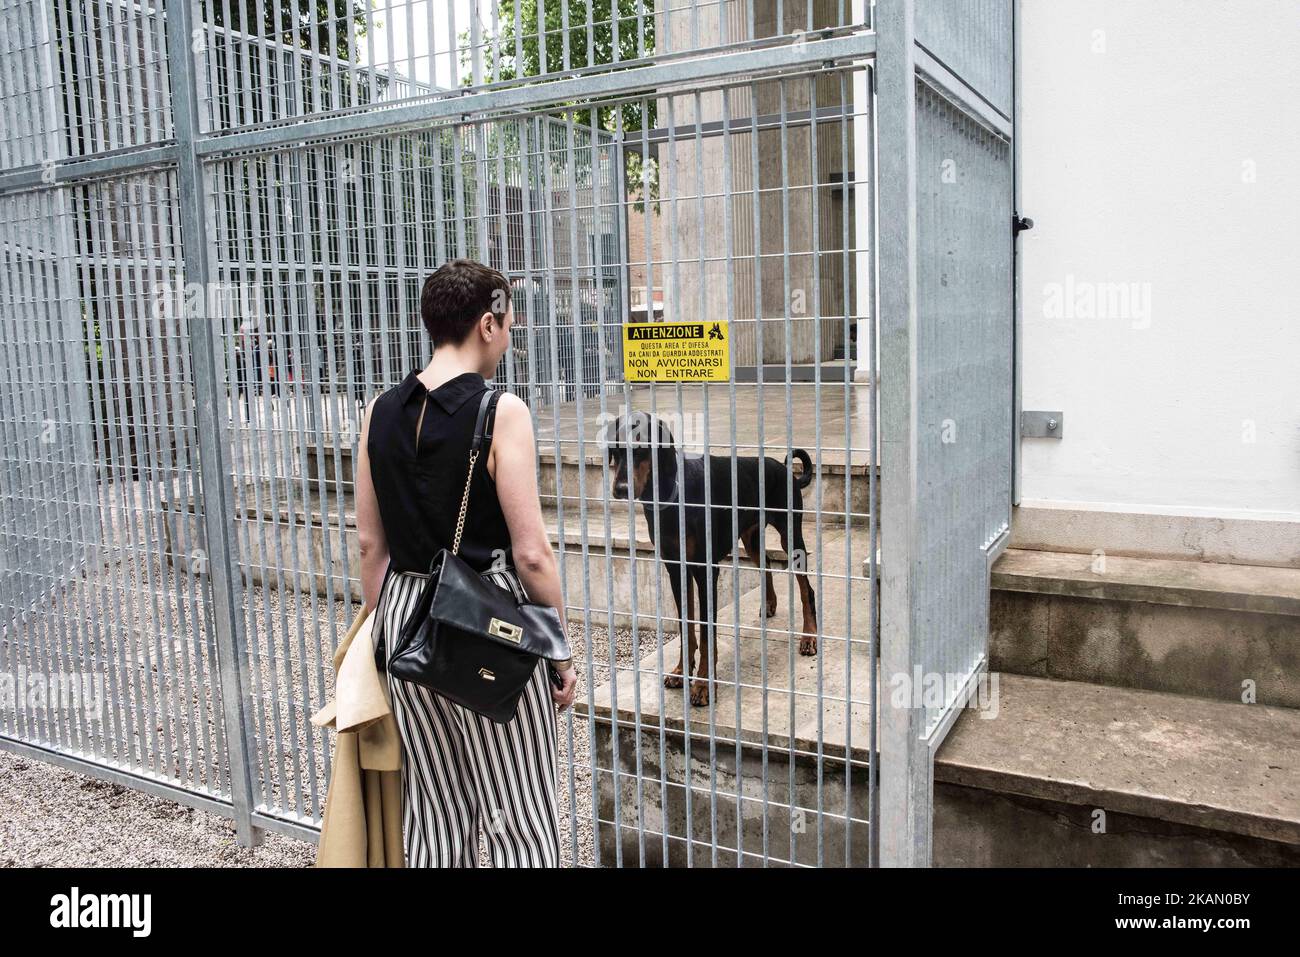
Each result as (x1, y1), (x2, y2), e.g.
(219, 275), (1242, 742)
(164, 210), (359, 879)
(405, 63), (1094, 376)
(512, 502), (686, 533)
(630, 411), (653, 449)
(652, 416), (678, 499)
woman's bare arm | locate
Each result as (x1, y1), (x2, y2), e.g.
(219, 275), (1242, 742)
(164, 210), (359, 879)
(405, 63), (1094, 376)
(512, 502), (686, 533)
(489, 393), (576, 711)
(489, 392), (568, 633)
(355, 397), (389, 612)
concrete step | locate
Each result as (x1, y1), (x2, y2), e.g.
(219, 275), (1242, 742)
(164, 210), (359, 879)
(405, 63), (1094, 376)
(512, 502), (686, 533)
(934, 673), (1300, 866)
(990, 548), (1300, 708)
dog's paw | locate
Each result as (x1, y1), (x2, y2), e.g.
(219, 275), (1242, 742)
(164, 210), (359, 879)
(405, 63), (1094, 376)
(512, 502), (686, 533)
(799, 634), (818, 656)
(765, 595), (778, 617)
(689, 680), (711, 706)
(664, 671), (684, 689)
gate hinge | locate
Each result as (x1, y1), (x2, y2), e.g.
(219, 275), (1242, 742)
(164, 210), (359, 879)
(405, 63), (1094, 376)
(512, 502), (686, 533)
(1013, 214), (1034, 235)
(1021, 410), (1062, 438)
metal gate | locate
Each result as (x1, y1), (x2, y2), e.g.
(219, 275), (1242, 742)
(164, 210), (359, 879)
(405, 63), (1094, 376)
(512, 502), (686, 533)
(0, 0), (1015, 867)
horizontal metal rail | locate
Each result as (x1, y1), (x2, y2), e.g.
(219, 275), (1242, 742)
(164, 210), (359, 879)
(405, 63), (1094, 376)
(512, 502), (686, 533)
(195, 33), (877, 159)
(0, 144), (180, 196)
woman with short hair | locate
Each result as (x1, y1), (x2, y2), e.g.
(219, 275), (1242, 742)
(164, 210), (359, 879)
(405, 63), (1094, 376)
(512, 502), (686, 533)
(354, 258), (576, 868)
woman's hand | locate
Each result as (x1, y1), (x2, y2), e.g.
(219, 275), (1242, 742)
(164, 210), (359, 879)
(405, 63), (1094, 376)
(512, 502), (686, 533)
(550, 664), (578, 712)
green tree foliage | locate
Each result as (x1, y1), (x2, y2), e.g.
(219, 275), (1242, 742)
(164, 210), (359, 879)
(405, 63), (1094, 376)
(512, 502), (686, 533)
(202, 1), (370, 60)
(469, 1), (659, 211)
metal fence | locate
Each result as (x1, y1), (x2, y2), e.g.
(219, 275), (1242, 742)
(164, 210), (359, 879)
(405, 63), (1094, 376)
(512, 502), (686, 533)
(0, 0), (1015, 867)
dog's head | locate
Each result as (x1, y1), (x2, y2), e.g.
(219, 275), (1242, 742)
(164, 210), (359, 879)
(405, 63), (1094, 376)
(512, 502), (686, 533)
(600, 411), (678, 503)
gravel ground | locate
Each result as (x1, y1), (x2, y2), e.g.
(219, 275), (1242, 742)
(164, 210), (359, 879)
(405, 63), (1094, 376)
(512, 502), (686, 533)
(1, 569), (642, 867)
(0, 748), (315, 867)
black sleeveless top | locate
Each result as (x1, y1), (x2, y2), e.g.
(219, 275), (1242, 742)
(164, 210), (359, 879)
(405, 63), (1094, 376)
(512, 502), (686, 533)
(367, 369), (513, 574)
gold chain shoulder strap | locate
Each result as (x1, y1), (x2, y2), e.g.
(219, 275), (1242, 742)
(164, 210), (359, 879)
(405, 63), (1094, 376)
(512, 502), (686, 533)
(451, 447), (478, 556)
(453, 388), (496, 556)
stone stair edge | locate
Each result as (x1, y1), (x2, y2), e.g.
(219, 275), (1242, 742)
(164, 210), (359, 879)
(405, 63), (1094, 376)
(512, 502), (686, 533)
(935, 673), (1300, 846)
(992, 547), (1300, 617)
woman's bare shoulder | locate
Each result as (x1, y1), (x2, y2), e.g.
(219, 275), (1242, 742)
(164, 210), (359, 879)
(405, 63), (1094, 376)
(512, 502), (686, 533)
(494, 390), (531, 423)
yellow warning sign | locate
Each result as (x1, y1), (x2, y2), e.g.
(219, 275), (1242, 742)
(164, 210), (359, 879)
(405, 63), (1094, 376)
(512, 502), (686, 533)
(622, 321), (730, 382)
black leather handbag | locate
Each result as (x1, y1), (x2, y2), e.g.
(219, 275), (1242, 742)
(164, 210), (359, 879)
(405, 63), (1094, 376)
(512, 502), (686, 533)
(386, 387), (571, 723)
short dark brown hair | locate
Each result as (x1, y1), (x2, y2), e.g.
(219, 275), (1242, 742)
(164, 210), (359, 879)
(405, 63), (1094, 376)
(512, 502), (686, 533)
(419, 258), (512, 348)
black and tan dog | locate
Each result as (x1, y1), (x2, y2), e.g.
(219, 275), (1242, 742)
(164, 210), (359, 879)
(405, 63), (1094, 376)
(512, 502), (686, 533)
(604, 412), (818, 706)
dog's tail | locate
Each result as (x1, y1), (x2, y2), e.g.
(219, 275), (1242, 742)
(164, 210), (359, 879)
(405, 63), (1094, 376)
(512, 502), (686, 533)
(787, 448), (815, 490)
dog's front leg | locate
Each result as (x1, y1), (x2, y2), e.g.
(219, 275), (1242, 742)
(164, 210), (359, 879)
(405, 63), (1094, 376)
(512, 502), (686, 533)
(689, 567), (720, 707)
(662, 560), (692, 689)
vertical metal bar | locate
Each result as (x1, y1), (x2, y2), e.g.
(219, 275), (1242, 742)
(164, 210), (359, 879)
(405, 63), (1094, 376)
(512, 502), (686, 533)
(747, 77), (771, 866)
(215, 0), (238, 129)
(167, 0), (262, 847)
(719, 77), (746, 867)
(662, 91), (695, 866)
(587, 105), (624, 869)
(296, 140), (338, 822)
(837, 66), (856, 867)
(273, 144), (316, 822)
(806, 71), (826, 867)
(252, 0), (273, 127)
(610, 0), (619, 66)
(489, 0), (502, 85)
(637, 95), (665, 868)
(40, 4), (99, 763)
(536, 0), (548, 74)
(73, 1), (102, 156)
(71, 183), (130, 768)
(223, 150), (277, 811)
(874, 0), (928, 867)
(96, 0), (120, 151)
(776, 76), (797, 868)
(150, 171), (207, 793)
(4, 191), (51, 749)
(534, 114), (579, 860)
(120, 172), (179, 780)
(470, 0), (484, 86)
(690, 88), (719, 865)
(865, 59), (882, 870)
(84, 179), (148, 773)
(1011, 0), (1023, 505)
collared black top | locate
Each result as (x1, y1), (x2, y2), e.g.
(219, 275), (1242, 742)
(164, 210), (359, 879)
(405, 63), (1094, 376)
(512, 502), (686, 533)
(366, 369), (514, 574)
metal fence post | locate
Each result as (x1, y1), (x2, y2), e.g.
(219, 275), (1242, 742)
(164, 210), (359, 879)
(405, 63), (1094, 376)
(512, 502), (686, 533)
(875, 0), (931, 867)
(165, 0), (263, 848)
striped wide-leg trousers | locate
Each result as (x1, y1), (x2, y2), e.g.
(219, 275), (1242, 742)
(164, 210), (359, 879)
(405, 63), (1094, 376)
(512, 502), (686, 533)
(377, 565), (561, 868)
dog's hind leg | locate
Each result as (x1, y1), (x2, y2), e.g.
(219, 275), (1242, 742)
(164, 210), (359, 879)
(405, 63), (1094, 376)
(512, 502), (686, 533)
(777, 517), (819, 657)
(742, 525), (777, 618)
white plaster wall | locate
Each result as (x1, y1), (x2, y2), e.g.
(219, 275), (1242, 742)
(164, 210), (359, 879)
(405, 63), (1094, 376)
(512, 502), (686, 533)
(1018, 0), (1300, 521)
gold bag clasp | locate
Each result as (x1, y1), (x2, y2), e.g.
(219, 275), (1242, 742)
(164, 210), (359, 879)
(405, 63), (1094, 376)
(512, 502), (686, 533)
(488, 618), (523, 643)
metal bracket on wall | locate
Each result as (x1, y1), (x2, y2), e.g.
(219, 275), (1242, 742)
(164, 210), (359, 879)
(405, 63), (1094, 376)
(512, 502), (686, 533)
(1021, 410), (1063, 438)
